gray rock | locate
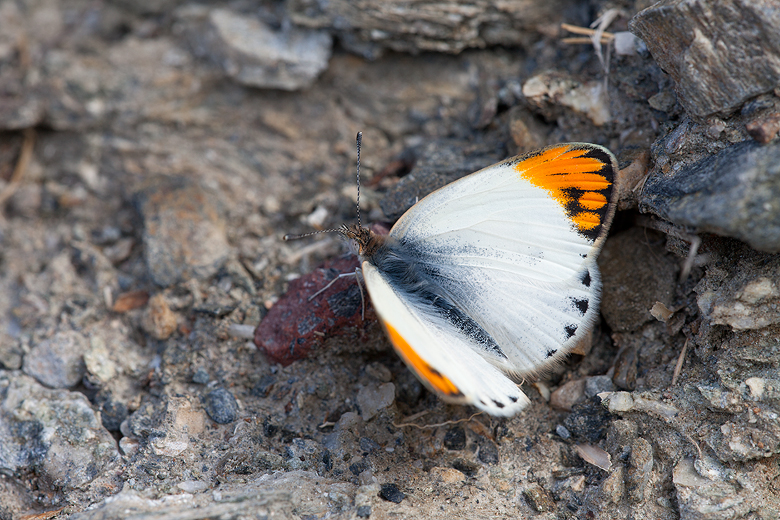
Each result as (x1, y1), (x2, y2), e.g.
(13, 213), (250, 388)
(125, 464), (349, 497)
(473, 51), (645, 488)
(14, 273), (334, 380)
(641, 140), (780, 252)
(201, 9), (332, 91)
(204, 388), (239, 424)
(135, 176), (229, 287)
(322, 412), (364, 464)
(192, 367), (210, 384)
(599, 463), (625, 505)
(626, 438), (653, 502)
(22, 330), (88, 388)
(630, 0), (780, 118)
(356, 383), (395, 421)
(585, 375), (616, 398)
(696, 253), (780, 330)
(0, 372), (119, 490)
(0, 332), (23, 370)
(288, 0), (585, 57)
(69, 470), (358, 520)
(672, 458), (752, 520)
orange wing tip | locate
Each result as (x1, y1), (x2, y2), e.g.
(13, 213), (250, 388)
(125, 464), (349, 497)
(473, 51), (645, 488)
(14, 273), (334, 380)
(514, 144), (615, 239)
(383, 322), (463, 397)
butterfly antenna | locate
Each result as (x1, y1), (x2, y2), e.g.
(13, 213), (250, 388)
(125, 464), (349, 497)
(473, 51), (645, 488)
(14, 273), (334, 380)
(285, 132), (363, 241)
(283, 228), (340, 241)
(356, 131), (362, 228)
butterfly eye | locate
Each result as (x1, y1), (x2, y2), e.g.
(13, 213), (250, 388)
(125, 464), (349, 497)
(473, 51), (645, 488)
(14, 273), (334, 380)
(346, 238), (360, 255)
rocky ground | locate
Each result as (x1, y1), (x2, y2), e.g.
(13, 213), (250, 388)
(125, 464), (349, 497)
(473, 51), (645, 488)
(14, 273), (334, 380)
(1, 0), (779, 519)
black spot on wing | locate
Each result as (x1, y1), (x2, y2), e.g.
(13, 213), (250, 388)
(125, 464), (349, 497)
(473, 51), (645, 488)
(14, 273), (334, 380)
(581, 270), (591, 288)
(564, 324), (577, 338)
(509, 396), (519, 403)
(545, 349), (557, 358)
(493, 400), (505, 409)
(571, 297), (589, 315)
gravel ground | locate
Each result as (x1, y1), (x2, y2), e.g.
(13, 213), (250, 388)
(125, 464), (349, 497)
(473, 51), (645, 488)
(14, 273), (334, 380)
(1, 1), (779, 519)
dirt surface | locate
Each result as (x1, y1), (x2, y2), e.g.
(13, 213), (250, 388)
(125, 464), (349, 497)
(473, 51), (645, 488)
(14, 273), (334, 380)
(1, 1), (780, 519)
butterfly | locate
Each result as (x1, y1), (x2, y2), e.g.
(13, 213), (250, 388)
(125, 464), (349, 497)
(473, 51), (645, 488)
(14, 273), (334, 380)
(316, 137), (617, 416)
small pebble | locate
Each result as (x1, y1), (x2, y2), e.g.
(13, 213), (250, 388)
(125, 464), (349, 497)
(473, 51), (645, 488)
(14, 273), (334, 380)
(365, 362), (392, 383)
(177, 480), (209, 493)
(604, 392), (635, 413)
(358, 469), (375, 486)
(356, 505), (371, 518)
(357, 383), (395, 421)
(204, 388), (239, 424)
(746, 113), (780, 143)
(145, 294), (178, 340)
(349, 458), (371, 476)
(523, 483), (555, 512)
(556, 425), (572, 440)
(23, 330), (88, 388)
(252, 374), (276, 397)
(119, 437), (140, 457)
(612, 347), (638, 390)
(379, 483), (405, 504)
(192, 367), (209, 385)
(452, 458), (480, 477)
(585, 375), (616, 398)
(477, 441), (499, 465)
(359, 437), (381, 454)
(563, 398), (613, 442)
(100, 398), (128, 432)
(443, 426), (466, 450)
(430, 467), (466, 483)
(550, 379), (586, 411)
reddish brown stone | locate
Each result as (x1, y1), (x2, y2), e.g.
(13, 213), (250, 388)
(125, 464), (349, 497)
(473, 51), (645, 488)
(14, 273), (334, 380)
(112, 290), (150, 313)
(746, 113), (780, 144)
(254, 255), (376, 366)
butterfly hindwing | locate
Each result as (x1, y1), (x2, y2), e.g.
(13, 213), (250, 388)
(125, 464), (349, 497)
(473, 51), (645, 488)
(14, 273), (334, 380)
(362, 261), (530, 416)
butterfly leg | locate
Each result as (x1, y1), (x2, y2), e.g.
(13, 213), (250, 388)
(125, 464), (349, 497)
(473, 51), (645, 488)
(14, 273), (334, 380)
(354, 267), (366, 321)
(308, 267), (368, 320)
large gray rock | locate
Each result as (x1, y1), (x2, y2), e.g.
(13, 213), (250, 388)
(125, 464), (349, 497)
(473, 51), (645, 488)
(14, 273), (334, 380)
(0, 372), (119, 491)
(630, 0), (780, 118)
(640, 140), (780, 252)
(289, 0), (585, 57)
(201, 8), (332, 90)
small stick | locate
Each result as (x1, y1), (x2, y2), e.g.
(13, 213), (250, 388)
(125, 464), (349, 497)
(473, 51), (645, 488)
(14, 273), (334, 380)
(561, 23), (615, 39)
(393, 411), (484, 430)
(0, 128), (36, 207)
(671, 338), (689, 386)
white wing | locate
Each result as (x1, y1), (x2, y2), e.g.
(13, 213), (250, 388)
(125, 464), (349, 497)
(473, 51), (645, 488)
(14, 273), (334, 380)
(362, 261), (531, 416)
(385, 143), (617, 376)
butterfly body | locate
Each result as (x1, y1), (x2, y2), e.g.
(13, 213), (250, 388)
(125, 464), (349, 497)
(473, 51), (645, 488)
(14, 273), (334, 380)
(340, 142), (618, 416)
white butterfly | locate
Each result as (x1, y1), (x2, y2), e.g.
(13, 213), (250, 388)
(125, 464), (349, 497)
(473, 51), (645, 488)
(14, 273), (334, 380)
(335, 140), (618, 416)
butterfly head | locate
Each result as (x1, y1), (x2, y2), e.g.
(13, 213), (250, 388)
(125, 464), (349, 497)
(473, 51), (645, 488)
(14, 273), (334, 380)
(339, 223), (383, 259)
